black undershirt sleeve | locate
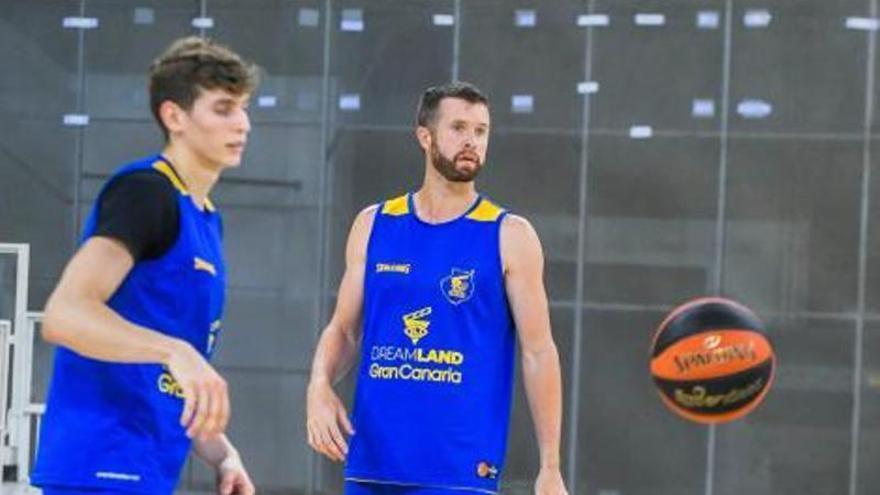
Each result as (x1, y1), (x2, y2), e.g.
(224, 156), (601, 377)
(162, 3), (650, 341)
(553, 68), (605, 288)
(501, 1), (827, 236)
(93, 170), (179, 262)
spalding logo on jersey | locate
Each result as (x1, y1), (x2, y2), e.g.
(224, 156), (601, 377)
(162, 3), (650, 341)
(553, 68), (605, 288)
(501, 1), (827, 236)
(441, 268), (475, 305)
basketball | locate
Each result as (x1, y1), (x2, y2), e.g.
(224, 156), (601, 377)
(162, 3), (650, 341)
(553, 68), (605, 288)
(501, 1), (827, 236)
(649, 297), (776, 424)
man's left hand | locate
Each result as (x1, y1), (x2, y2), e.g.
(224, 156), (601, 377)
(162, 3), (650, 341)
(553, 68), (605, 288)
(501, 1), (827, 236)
(216, 454), (255, 495)
(535, 466), (568, 495)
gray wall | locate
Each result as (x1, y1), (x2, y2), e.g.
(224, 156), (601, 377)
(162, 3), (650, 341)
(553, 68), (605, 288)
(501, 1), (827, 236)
(2, 0), (879, 494)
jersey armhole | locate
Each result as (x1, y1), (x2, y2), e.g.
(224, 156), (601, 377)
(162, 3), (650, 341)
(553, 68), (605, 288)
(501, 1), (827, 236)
(497, 211), (511, 277)
(362, 203), (383, 273)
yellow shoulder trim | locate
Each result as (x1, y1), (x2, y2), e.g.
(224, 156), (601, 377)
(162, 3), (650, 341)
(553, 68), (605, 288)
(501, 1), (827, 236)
(466, 198), (505, 222)
(153, 160), (217, 212)
(381, 194), (410, 216)
(152, 160), (188, 195)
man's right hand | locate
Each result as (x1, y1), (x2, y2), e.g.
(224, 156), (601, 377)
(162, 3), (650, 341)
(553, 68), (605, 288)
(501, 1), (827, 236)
(166, 340), (230, 440)
(306, 380), (355, 462)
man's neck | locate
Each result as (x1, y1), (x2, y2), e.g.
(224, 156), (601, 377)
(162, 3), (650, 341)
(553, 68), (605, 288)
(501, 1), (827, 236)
(161, 144), (221, 209)
(414, 169), (479, 223)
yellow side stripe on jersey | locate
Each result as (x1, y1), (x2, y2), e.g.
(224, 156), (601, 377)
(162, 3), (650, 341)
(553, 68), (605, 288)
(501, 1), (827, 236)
(466, 198), (504, 222)
(381, 194), (410, 216)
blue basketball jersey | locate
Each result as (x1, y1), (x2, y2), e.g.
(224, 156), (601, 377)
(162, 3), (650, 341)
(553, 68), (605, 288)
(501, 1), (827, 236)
(32, 155), (226, 494)
(345, 193), (516, 494)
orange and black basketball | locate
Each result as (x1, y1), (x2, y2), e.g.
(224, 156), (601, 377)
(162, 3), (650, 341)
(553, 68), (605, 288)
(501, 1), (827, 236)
(649, 297), (776, 424)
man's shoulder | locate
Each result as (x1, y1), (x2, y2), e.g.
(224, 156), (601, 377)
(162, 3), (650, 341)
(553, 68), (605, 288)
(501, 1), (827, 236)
(104, 168), (178, 200)
(500, 213), (543, 270)
(355, 203), (381, 223)
(105, 155), (178, 193)
(112, 154), (166, 175)
(501, 213), (534, 235)
(349, 204), (381, 242)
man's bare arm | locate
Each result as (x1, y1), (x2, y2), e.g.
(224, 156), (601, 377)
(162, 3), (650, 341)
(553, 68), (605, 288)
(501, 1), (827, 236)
(307, 205), (376, 462)
(502, 215), (568, 495)
(43, 236), (229, 440)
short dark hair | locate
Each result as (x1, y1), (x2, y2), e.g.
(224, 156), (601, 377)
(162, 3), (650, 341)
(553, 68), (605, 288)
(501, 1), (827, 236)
(149, 36), (259, 140)
(416, 81), (489, 128)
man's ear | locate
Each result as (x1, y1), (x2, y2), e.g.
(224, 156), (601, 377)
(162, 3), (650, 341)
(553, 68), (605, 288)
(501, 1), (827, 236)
(159, 100), (187, 137)
(415, 126), (432, 152)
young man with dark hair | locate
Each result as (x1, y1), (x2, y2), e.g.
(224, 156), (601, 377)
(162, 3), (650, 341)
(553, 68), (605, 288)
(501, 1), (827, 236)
(307, 82), (568, 495)
(31, 37), (257, 495)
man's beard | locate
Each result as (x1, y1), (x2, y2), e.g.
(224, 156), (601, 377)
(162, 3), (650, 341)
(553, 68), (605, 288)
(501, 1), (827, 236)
(430, 141), (482, 183)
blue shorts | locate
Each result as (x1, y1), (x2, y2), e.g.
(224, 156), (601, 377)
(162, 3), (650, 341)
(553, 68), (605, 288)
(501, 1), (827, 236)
(40, 489), (114, 495)
(345, 480), (481, 495)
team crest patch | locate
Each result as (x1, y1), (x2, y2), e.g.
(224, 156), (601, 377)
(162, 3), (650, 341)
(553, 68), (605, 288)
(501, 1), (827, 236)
(441, 268), (475, 305)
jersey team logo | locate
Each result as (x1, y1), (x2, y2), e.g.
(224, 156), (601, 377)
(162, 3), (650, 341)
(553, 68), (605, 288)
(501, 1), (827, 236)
(441, 268), (475, 305)
(476, 461), (499, 479)
(402, 306), (432, 345)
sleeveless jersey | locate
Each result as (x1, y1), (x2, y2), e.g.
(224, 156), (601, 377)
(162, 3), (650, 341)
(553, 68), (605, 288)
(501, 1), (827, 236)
(32, 155), (226, 494)
(345, 193), (516, 494)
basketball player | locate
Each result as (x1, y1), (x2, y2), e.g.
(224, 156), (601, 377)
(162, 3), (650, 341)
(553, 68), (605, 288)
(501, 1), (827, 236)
(307, 82), (568, 495)
(30, 37), (256, 495)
